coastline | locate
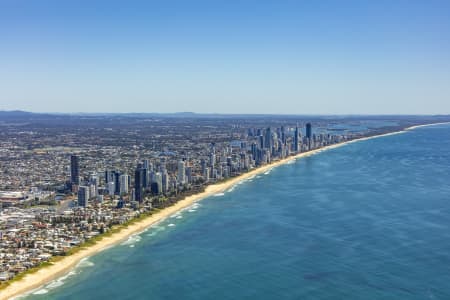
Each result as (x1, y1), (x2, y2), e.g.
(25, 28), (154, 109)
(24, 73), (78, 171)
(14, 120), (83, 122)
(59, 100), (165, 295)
(3, 122), (449, 300)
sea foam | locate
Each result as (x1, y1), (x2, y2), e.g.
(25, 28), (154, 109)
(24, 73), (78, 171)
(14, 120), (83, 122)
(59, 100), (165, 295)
(121, 234), (142, 246)
(77, 258), (95, 268)
(32, 289), (49, 295)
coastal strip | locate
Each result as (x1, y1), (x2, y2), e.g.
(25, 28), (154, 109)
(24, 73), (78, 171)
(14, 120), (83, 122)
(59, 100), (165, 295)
(3, 122), (449, 300)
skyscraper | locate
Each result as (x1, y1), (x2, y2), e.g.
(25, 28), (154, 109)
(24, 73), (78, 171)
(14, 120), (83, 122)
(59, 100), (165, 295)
(114, 171), (121, 195)
(306, 123), (312, 139)
(251, 143), (258, 161)
(258, 135), (264, 149)
(209, 144), (216, 174)
(142, 167), (149, 188)
(186, 166), (193, 183)
(143, 159), (150, 170)
(264, 127), (272, 149)
(294, 126), (299, 152)
(107, 182), (115, 196)
(162, 170), (169, 193)
(119, 174), (129, 195)
(204, 167), (210, 183)
(178, 160), (186, 185)
(134, 165), (144, 203)
(70, 155), (80, 185)
(201, 159), (207, 176)
(153, 172), (163, 195)
(104, 170), (114, 184)
(78, 186), (89, 207)
(89, 173), (98, 197)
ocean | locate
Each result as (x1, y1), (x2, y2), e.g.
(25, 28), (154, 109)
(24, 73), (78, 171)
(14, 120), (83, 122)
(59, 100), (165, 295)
(23, 124), (450, 299)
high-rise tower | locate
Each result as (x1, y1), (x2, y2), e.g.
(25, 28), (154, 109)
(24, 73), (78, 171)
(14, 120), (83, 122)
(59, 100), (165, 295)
(178, 160), (186, 185)
(134, 164), (144, 203)
(294, 126), (299, 152)
(306, 123), (312, 139)
(264, 127), (272, 149)
(119, 174), (129, 195)
(70, 155), (80, 185)
(78, 186), (89, 207)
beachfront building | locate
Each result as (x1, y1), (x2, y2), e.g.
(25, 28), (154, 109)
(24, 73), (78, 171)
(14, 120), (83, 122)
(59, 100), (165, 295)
(294, 126), (300, 153)
(177, 160), (186, 185)
(134, 165), (144, 203)
(119, 174), (129, 195)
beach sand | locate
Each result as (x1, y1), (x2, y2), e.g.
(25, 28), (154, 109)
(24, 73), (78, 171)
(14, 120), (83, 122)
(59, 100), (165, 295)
(3, 122), (449, 300)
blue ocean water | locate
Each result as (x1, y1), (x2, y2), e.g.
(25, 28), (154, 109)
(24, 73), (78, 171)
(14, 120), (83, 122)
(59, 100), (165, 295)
(24, 124), (450, 300)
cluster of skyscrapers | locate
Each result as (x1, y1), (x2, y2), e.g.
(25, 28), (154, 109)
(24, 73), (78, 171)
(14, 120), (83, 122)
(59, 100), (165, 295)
(249, 122), (314, 166)
(70, 123), (343, 207)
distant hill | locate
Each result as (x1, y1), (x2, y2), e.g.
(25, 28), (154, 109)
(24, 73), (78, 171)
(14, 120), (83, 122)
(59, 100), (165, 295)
(0, 110), (449, 120)
(0, 110), (34, 117)
(0, 110), (59, 121)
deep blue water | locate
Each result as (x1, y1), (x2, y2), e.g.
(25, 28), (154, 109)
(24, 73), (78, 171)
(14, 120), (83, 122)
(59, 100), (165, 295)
(24, 124), (450, 299)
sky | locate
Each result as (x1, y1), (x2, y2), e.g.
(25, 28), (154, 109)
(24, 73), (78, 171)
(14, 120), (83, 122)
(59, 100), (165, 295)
(0, 0), (449, 114)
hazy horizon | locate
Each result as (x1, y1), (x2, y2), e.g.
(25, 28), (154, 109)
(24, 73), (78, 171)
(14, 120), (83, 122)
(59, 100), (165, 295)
(2, 109), (450, 117)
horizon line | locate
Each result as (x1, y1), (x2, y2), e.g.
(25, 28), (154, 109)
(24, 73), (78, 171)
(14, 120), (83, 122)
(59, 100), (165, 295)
(1, 110), (449, 117)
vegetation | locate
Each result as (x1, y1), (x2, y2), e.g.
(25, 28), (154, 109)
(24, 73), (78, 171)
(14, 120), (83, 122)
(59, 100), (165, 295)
(0, 169), (254, 291)
(0, 261), (53, 289)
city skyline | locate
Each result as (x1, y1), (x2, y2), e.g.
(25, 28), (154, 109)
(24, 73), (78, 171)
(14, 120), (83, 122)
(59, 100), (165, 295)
(1, 106), (450, 298)
(1, 0), (450, 115)
(2, 1), (450, 297)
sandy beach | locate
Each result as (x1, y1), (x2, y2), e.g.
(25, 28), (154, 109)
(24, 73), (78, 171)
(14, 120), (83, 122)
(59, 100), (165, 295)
(2, 122), (449, 300)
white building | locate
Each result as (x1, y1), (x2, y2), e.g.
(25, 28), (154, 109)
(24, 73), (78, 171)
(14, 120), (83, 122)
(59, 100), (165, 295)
(177, 160), (186, 185)
(119, 174), (129, 195)
(107, 182), (115, 197)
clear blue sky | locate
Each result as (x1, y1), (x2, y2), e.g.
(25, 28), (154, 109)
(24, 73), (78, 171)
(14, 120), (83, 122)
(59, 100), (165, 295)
(1, 0), (449, 114)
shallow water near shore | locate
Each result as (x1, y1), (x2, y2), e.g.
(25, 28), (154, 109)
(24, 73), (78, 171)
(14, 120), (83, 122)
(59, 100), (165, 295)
(24, 124), (450, 299)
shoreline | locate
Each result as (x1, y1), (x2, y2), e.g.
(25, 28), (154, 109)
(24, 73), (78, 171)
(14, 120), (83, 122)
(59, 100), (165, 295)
(3, 122), (449, 300)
